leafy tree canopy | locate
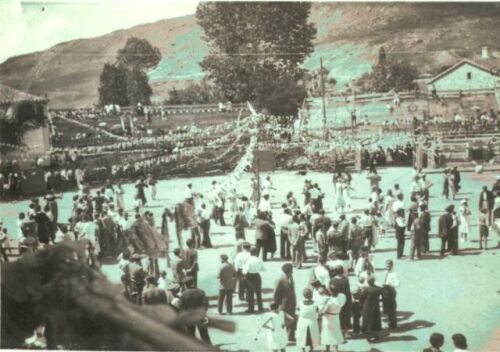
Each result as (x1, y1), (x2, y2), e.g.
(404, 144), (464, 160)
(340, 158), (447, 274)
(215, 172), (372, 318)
(116, 37), (161, 70)
(196, 2), (316, 114)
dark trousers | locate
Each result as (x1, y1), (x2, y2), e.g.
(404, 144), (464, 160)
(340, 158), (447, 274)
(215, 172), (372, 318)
(421, 230), (430, 252)
(245, 273), (263, 312)
(218, 289), (233, 314)
(200, 220), (212, 248)
(186, 324), (211, 345)
(255, 239), (268, 260)
(396, 227), (405, 258)
(215, 207), (226, 226)
(450, 230), (458, 255)
(280, 229), (291, 259)
(440, 235), (449, 256)
(191, 227), (201, 248)
(382, 288), (397, 328)
(352, 302), (361, 333)
(410, 232), (421, 259)
(237, 270), (246, 300)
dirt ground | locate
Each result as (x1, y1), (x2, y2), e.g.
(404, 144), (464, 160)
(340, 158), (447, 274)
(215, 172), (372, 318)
(1, 168), (499, 351)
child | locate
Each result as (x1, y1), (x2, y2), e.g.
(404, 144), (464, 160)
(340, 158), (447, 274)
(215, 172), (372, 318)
(257, 303), (290, 352)
(423, 332), (444, 352)
(478, 208), (489, 250)
(296, 288), (320, 352)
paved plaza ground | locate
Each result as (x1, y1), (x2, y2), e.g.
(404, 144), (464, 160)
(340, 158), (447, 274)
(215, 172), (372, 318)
(1, 168), (499, 351)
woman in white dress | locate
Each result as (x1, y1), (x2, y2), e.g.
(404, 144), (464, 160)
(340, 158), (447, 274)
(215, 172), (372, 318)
(459, 199), (471, 243)
(116, 183), (125, 210)
(258, 303), (290, 352)
(296, 288), (320, 351)
(335, 180), (346, 212)
(319, 287), (346, 352)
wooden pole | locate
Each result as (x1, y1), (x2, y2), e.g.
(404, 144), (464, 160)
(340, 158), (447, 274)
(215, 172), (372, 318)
(320, 57), (327, 141)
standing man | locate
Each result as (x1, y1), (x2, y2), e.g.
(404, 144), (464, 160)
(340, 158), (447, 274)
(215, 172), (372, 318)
(439, 205), (454, 257)
(243, 247), (264, 313)
(419, 204), (431, 254)
(233, 206), (249, 240)
(184, 239), (199, 287)
(273, 263), (297, 341)
(254, 213), (274, 261)
(394, 209), (406, 259)
(360, 276), (383, 342)
(234, 243), (251, 301)
(217, 254), (236, 315)
(279, 208), (293, 260)
(478, 186), (493, 225)
(198, 203), (212, 248)
(179, 277), (211, 345)
(382, 259), (399, 329)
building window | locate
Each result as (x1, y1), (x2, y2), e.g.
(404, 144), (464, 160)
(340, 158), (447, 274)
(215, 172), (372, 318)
(467, 72), (472, 80)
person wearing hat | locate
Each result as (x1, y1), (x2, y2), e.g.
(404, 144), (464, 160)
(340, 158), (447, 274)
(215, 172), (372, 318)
(217, 254), (236, 315)
(141, 275), (168, 306)
(273, 263), (297, 341)
(439, 205), (454, 257)
(233, 206), (249, 241)
(179, 276), (211, 345)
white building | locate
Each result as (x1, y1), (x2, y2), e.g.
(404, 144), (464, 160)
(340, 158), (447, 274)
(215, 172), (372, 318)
(427, 58), (500, 94)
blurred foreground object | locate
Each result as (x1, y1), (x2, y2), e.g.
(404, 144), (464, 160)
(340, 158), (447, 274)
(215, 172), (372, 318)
(1, 242), (233, 350)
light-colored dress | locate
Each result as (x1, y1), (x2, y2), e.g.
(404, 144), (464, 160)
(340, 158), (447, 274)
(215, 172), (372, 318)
(266, 311), (288, 350)
(335, 182), (346, 209)
(320, 293), (346, 346)
(296, 301), (320, 348)
(459, 205), (471, 236)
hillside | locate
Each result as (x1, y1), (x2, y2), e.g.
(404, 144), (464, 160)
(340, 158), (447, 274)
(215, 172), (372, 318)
(1, 3), (499, 107)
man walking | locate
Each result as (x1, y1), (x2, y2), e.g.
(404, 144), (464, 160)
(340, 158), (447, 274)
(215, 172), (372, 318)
(217, 254), (236, 315)
(273, 263), (297, 341)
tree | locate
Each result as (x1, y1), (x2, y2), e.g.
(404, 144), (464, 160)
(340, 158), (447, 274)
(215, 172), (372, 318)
(117, 37), (161, 71)
(98, 63), (129, 106)
(126, 68), (152, 105)
(354, 48), (418, 93)
(196, 2), (316, 115)
(98, 38), (160, 106)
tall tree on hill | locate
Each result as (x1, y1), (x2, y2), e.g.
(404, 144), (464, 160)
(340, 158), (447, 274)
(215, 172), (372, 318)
(196, 2), (316, 115)
(98, 63), (129, 106)
(98, 37), (160, 106)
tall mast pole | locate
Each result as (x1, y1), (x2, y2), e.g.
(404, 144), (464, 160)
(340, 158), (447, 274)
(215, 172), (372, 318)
(320, 57), (327, 141)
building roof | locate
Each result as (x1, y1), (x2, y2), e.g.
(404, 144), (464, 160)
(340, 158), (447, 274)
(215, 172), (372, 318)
(0, 84), (48, 104)
(427, 58), (500, 85)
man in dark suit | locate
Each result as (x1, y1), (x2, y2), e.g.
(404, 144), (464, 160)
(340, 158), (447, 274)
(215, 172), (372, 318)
(360, 276), (383, 342)
(254, 214), (274, 260)
(273, 263), (297, 340)
(179, 277), (211, 345)
(438, 205), (454, 257)
(217, 254), (236, 315)
(478, 186), (494, 225)
(419, 204), (431, 253)
(141, 276), (168, 305)
(233, 207), (249, 240)
(184, 239), (199, 287)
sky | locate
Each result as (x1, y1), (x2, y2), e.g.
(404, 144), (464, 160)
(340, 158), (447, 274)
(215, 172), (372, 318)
(0, 0), (200, 63)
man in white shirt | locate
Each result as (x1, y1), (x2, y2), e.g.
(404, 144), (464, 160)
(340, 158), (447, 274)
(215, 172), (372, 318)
(279, 208), (294, 259)
(243, 247), (264, 313)
(258, 194), (271, 219)
(382, 259), (399, 328)
(234, 243), (251, 301)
